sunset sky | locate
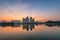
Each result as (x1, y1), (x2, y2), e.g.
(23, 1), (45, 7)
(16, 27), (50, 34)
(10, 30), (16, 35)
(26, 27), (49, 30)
(0, 0), (60, 22)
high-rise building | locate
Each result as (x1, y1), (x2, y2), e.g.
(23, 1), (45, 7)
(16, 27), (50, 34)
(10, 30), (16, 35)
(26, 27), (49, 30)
(22, 18), (26, 23)
(22, 16), (29, 23)
(30, 17), (34, 23)
(22, 16), (34, 23)
(25, 16), (29, 23)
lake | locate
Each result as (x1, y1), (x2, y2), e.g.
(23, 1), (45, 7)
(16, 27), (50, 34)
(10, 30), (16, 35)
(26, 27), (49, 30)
(0, 24), (60, 40)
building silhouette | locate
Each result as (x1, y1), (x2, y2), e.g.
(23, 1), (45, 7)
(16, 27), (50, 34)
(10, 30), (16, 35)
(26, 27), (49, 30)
(11, 20), (20, 24)
(25, 16), (29, 23)
(22, 18), (25, 23)
(22, 16), (29, 23)
(30, 17), (34, 23)
(1, 20), (7, 23)
(22, 16), (34, 23)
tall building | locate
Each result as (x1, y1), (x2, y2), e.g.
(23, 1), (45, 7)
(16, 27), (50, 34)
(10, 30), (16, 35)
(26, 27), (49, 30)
(25, 16), (29, 23)
(30, 17), (34, 23)
(22, 18), (25, 23)
(22, 16), (34, 23)
(22, 16), (29, 23)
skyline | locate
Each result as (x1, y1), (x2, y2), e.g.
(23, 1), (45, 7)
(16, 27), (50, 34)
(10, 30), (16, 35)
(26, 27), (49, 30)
(0, 0), (60, 22)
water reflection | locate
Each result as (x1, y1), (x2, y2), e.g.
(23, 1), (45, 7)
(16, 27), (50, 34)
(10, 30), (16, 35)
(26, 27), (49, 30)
(0, 23), (60, 31)
(22, 24), (35, 31)
(0, 23), (60, 40)
(45, 23), (60, 27)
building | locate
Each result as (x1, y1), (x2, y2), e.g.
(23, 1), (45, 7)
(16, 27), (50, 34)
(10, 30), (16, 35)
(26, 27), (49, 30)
(22, 16), (35, 23)
(11, 20), (20, 24)
(25, 16), (29, 23)
(30, 17), (34, 23)
(22, 18), (26, 23)
(22, 16), (29, 23)
(1, 20), (7, 23)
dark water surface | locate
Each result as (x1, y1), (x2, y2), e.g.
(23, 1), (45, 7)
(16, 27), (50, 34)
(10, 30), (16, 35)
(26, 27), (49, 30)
(0, 24), (60, 40)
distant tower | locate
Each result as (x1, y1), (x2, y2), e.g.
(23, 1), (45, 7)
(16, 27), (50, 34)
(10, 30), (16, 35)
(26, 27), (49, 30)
(25, 16), (29, 23)
(22, 18), (25, 23)
(22, 16), (29, 23)
(30, 17), (34, 23)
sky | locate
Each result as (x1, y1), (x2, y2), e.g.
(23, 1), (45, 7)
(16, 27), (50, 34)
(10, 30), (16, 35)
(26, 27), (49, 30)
(0, 0), (60, 22)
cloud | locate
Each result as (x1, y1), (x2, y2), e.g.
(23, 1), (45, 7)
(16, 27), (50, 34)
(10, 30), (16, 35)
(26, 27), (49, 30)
(0, 2), (32, 21)
(0, 0), (60, 21)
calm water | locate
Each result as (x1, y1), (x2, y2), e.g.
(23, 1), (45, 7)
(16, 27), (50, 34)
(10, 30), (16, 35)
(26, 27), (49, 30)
(0, 24), (60, 40)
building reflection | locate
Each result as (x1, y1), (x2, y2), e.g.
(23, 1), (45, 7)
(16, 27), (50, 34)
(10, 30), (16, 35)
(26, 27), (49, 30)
(45, 24), (60, 27)
(0, 23), (35, 31)
(22, 24), (35, 31)
(30, 24), (35, 30)
(22, 24), (29, 31)
(0, 23), (20, 27)
(0, 23), (60, 31)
